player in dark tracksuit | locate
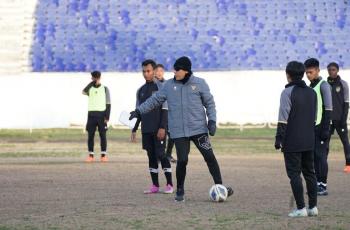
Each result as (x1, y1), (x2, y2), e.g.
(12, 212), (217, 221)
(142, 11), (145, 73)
(155, 64), (177, 164)
(275, 61), (318, 217)
(130, 56), (233, 202)
(304, 58), (333, 196)
(131, 59), (173, 194)
(326, 62), (350, 173)
(82, 71), (111, 163)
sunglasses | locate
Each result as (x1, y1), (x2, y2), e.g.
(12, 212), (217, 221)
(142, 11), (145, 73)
(174, 66), (182, 71)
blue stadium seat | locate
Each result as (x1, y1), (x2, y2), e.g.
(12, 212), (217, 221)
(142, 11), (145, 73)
(31, 0), (350, 71)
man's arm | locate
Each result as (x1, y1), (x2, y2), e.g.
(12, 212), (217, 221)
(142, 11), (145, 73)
(132, 119), (141, 132)
(200, 79), (216, 122)
(82, 81), (95, 95)
(321, 81), (333, 112)
(131, 89), (142, 142)
(275, 88), (292, 150)
(105, 87), (111, 121)
(341, 80), (349, 125)
(320, 81), (333, 140)
(137, 89), (167, 115)
(157, 108), (168, 140)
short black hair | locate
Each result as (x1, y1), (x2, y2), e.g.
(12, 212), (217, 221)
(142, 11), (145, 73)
(91, 71), (101, 79)
(304, 58), (319, 69)
(286, 61), (305, 80)
(156, 64), (165, 70)
(142, 59), (156, 69)
(327, 62), (339, 70)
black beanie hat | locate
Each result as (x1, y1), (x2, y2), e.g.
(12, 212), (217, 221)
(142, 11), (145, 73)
(174, 56), (192, 72)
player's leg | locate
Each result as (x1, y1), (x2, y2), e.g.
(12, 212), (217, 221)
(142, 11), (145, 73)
(191, 134), (222, 184)
(97, 117), (108, 162)
(191, 133), (234, 197)
(86, 116), (97, 162)
(159, 153), (174, 193)
(314, 130), (322, 191)
(301, 150), (318, 215)
(173, 137), (190, 201)
(335, 122), (350, 169)
(143, 133), (160, 194)
(283, 152), (307, 217)
(157, 137), (173, 193)
(318, 140), (329, 195)
(326, 123), (334, 161)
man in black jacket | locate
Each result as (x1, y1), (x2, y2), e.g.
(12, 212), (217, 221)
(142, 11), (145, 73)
(275, 61), (318, 217)
(131, 59), (173, 194)
(327, 62), (350, 173)
(305, 58), (333, 196)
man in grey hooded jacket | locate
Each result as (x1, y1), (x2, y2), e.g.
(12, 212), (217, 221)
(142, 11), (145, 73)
(130, 56), (233, 202)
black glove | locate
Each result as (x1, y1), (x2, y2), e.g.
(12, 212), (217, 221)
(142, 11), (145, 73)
(274, 137), (282, 150)
(208, 120), (216, 136)
(275, 123), (286, 151)
(320, 110), (331, 141)
(129, 109), (141, 120)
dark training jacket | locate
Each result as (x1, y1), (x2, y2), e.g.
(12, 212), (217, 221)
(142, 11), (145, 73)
(277, 80), (317, 153)
(133, 80), (168, 134)
(327, 76), (349, 122)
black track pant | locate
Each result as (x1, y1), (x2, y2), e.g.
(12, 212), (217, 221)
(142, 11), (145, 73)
(329, 121), (350, 165)
(86, 115), (107, 152)
(142, 133), (172, 186)
(173, 133), (222, 191)
(284, 151), (317, 209)
(314, 127), (329, 184)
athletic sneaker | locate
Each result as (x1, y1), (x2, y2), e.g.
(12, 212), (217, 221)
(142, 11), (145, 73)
(175, 188), (185, 202)
(226, 186), (234, 197)
(317, 185), (328, 196)
(144, 185), (159, 194)
(100, 155), (108, 162)
(344, 165), (350, 173)
(85, 155), (94, 163)
(163, 184), (174, 194)
(307, 207), (318, 217)
(288, 208), (308, 217)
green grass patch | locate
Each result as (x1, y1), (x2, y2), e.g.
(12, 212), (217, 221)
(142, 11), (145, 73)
(0, 151), (82, 158)
(0, 128), (347, 158)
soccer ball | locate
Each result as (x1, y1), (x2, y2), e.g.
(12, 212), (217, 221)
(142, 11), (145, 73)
(209, 184), (228, 202)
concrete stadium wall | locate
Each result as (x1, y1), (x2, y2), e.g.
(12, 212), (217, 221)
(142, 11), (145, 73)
(1, 70), (349, 129)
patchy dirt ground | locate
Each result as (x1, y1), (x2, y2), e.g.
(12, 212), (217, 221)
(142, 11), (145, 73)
(0, 153), (349, 230)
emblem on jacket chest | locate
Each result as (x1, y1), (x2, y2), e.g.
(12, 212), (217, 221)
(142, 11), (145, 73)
(336, 86), (341, 93)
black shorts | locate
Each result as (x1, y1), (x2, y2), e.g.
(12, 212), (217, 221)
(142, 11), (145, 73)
(86, 116), (108, 133)
(142, 133), (166, 157)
